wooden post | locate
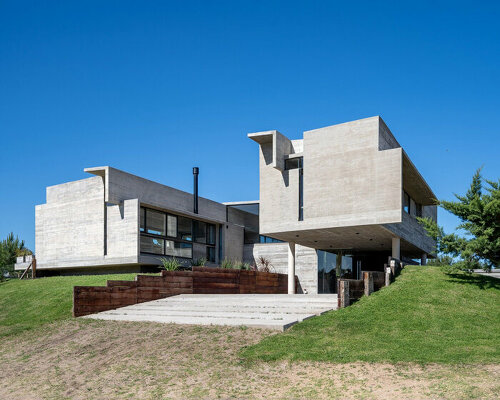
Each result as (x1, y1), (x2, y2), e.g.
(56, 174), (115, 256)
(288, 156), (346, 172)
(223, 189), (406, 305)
(363, 271), (374, 296)
(32, 257), (36, 279)
(338, 279), (349, 308)
(384, 264), (391, 287)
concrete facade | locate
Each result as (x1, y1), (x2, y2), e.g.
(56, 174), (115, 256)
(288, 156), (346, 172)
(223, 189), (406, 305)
(32, 166), (252, 272)
(22, 116), (437, 295)
(248, 116), (436, 258)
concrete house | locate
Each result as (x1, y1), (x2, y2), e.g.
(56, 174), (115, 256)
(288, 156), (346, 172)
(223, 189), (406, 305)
(19, 116), (436, 295)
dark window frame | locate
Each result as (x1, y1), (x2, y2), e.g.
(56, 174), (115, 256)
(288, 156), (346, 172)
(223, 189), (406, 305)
(140, 206), (218, 260)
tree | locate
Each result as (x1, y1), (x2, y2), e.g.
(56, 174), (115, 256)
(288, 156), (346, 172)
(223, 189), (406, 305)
(418, 168), (500, 271)
(0, 232), (32, 280)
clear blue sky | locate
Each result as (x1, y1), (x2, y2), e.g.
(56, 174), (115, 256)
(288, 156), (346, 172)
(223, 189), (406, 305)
(1, 1), (499, 251)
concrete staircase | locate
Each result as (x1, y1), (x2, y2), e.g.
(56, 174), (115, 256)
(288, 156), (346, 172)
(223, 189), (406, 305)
(83, 294), (338, 331)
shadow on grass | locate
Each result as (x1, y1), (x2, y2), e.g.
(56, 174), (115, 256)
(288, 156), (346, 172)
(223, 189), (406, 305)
(446, 273), (500, 290)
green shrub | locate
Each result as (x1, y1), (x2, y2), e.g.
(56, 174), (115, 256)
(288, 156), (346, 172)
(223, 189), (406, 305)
(159, 257), (181, 271)
(191, 257), (206, 267)
(220, 258), (234, 269)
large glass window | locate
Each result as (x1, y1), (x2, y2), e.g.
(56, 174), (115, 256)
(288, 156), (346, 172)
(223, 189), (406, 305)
(146, 209), (166, 236)
(403, 191), (410, 214)
(167, 215), (177, 237)
(259, 235), (284, 243)
(207, 224), (216, 245)
(318, 250), (336, 294)
(193, 220), (207, 243)
(206, 246), (215, 262)
(140, 236), (164, 255)
(285, 157), (303, 170)
(177, 216), (192, 241)
(165, 240), (192, 258)
(139, 207), (216, 260)
(140, 207), (145, 232)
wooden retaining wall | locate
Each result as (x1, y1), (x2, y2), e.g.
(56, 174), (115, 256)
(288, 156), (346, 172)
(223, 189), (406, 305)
(73, 268), (293, 317)
(338, 260), (403, 308)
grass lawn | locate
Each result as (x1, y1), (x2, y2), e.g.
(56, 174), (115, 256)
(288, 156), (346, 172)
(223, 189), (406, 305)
(0, 267), (498, 399)
(241, 266), (500, 364)
(0, 273), (157, 337)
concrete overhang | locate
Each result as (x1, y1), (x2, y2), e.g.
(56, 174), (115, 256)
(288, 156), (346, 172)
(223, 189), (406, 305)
(265, 225), (427, 258)
(402, 151), (437, 205)
(84, 166), (108, 178)
(247, 130), (275, 144)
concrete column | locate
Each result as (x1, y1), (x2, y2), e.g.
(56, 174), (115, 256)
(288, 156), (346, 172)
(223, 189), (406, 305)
(421, 253), (427, 266)
(391, 237), (400, 260)
(287, 241), (296, 294)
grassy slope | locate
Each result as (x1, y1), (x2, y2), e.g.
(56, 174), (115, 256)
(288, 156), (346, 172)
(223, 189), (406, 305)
(241, 266), (500, 364)
(0, 273), (153, 337)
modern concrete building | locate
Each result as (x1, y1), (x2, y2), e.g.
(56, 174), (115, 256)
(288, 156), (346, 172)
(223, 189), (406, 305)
(18, 116), (436, 295)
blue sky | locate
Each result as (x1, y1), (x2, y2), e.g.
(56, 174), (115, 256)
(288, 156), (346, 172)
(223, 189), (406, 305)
(1, 1), (499, 251)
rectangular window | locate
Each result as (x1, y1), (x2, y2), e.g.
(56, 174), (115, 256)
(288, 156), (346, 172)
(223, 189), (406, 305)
(403, 192), (410, 214)
(259, 235), (284, 244)
(218, 225), (223, 261)
(140, 236), (164, 255)
(167, 214), (177, 237)
(299, 168), (304, 221)
(416, 203), (423, 217)
(285, 157), (303, 170)
(165, 240), (192, 258)
(140, 207), (145, 232)
(207, 224), (216, 245)
(177, 216), (192, 241)
(193, 220), (207, 244)
(146, 209), (166, 236)
(206, 246), (215, 262)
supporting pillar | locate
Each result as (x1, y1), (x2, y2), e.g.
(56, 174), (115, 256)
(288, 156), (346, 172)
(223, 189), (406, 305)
(421, 253), (427, 266)
(391, 237), (400, 260)
(287, 242), (296, 294)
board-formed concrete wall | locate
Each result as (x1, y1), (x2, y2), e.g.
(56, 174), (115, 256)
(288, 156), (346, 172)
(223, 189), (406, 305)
(36, 176), (106, 269)
(244, 243), (318, 294)
(105, 199), (140, 260)
(250, 116), (437, 258)
(34, 166), (251, 271)
(257, 116), (403, 235)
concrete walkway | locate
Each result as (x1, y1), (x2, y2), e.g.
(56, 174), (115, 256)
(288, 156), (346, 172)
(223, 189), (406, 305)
(83, 294), (338, 331)
(473, 269), (500, 279)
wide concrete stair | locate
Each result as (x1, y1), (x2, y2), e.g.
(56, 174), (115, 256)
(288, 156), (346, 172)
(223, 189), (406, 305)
(83, 294), (338, 331)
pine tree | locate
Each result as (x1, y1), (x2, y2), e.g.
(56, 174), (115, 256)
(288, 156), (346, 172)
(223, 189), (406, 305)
(418, 168), (500, 271)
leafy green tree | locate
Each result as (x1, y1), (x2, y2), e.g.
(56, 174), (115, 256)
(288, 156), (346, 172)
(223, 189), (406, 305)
(418, 168), (500, 271)
(0, 233), (32, 280)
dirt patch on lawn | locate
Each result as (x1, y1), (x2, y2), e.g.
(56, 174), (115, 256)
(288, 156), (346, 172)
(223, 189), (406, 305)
(0, 319), (498, 399)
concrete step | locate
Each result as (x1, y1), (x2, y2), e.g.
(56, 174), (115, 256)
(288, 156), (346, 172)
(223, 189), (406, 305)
(115, 305), (335, 315)
(98, 309), (317, 322)
(83, 294), (338, 331)
(85, 313), (299, 331)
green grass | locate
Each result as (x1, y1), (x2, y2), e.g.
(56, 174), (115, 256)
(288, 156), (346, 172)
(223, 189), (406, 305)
(0, 273), (155, 337)
(241, 266), (500, 364)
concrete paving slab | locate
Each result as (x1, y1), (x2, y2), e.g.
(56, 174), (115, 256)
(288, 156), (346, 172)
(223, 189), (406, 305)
(83, 294), (338, 331)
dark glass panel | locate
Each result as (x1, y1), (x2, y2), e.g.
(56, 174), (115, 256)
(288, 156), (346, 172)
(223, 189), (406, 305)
(178, 216), (192, 241)
(193, 220), (207, 244)
(140, 236), (164, 255)
(167, 214), (177, 237)
(140, 207), (145, 232)
(207, 224), (216, 245)
(206, 246), (215, 262)
(146, 209), (166, 236)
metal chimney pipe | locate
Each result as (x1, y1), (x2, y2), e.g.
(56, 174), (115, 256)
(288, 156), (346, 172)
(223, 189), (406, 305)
(193, 167), (199, 214)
